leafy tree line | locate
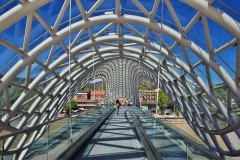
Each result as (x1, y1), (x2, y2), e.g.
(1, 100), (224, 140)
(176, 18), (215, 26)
(82, 85), (90, 90)
(213, 88), (240, 112)
(82, 81), (105, 91)
(63, 100), (78, 113)
(157, 90), (172, 114)
(155, 89), (180, 115)
(139, 79), (155, 90)
(137, 79), (179, 115)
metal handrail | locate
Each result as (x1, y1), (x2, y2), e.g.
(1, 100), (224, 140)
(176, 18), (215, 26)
(128, 110), (162, 160)
(57, 107), (115, 160)
(130, 107), (221, 160)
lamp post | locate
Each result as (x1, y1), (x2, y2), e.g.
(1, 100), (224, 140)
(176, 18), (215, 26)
(155, 88), (159, 115)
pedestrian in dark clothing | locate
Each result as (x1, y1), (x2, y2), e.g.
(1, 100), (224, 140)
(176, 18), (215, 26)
(116, 99), (120, 115)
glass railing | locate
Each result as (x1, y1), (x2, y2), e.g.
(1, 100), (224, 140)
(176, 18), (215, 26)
(129, 106), (218, 160)
(0, 106), (114, 160)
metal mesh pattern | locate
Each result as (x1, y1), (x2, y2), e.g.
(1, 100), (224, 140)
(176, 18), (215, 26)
(80, 59), (156, 103)
(0, 0), (240, 158)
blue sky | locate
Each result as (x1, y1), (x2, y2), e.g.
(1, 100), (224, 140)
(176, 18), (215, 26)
(90, 78), (103, 83)
(0, 0), (239, 85)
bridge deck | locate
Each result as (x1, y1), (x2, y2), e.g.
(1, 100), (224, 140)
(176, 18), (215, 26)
(73, 107), (147, 160)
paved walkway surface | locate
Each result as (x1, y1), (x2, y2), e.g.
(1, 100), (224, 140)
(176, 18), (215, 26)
(73, 107), (147, 160)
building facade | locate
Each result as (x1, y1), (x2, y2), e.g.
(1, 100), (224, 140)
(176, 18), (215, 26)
(73, 90), (105, 109)
(139, 90), (156, 104)
(90, 90), (106, 106)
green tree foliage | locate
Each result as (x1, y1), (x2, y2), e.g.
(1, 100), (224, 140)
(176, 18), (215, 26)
(82, 85), (90, 90)
(71, 100), (78, 110)
(63, 100), (78, 113)
(82, 81), (105, 91)
(213, 88), (240, 112)
(157, 90), (172, 114)
(94, 81), (105, 90)
(213, 88), (227, 105)
(139, 79), (154, 90)
(175, 108), (180, 116)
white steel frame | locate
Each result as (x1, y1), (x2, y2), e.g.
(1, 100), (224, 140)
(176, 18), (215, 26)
(0, 0), (240, 158)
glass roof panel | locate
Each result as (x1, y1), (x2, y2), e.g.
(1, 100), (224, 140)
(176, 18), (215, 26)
(186, 19), (207, 51)
(8, 85), (24, 106)
(161, 33), (175, 47)
(71, 30), (91, 48)
(161, 1), (177, 31)
(194, 64), (208, 84)
(58, 14), (81, 32)
(170, 0), (197, 27)
(61, 31), (79, 46)
(74, 53), (87, 59)
(30, 63), (44, 79)
(1, 2), (240, 156)
(1, 17), (26, 48)
(138, 0), (154, 13)
(212, 0), (240, 22)
(185, 74), (202, 93)
(36, 1), (65, 27)
(28, 18), (51, 51)
(35, 46), (52, 65)
(14, 65), (27, 84)
(147, 50), (165, 61)
(49, 44), (67, 65)
(43, 72), (55, 81)
(55, 65), (67, 75)
(0, 44), (22, 76)
(0, 0), (19, 15)
(131, 24), (147, 35)
(171, 45), (188, 64)
(90, 0), (115, 16)
(209, 68), (224, 85)
(81, 0), (98, 12)
(148, 32), (160, 45)
(121, 1), (145, 17)
(61, 0), (83, 25)
(213, 46), (237, 80)
(122, 25), (135, 36)
(91, 23), (110, 35)
(207, 17), (235, 49)
(0, 0), (238, 99)
(184, 47), (200, 65)
(170, 65), (184, 75)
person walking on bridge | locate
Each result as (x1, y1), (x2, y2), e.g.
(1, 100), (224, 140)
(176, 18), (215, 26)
(116, 99), (120, 115)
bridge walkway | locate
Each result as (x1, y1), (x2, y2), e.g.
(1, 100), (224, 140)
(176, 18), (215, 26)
(73, 107), (147, 160)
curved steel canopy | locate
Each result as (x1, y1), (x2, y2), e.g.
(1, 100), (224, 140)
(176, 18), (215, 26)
(80, 59), (156, 103)
(0, 0), (240, 158)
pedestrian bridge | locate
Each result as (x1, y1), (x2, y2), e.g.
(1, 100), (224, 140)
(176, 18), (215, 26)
(13, 106), (219, 160)
(0, 0), (240, 159)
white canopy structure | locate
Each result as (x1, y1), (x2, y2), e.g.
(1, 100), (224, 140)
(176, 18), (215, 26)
(0, 0), (240, 158)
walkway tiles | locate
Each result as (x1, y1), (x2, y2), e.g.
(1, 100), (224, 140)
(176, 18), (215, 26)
(74, 107), (147, 160)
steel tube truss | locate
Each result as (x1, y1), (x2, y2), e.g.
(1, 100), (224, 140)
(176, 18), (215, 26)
(81, 59), (156, 103)
(0, 0), (240, 158)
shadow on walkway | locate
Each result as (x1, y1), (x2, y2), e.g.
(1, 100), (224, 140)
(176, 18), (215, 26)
(74, 107), (147, 160)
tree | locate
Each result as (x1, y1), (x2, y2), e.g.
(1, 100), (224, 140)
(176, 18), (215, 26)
(82, 85), (90, 90)
(70, 100), (78, 110)
(156, 90), (172, 114)
(175, 108), (180, 117)
(139, 79), (154, 90)
(94, 81), (105, 90)
(63, 100), (78, 113)
(213, 88), (227, 106)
